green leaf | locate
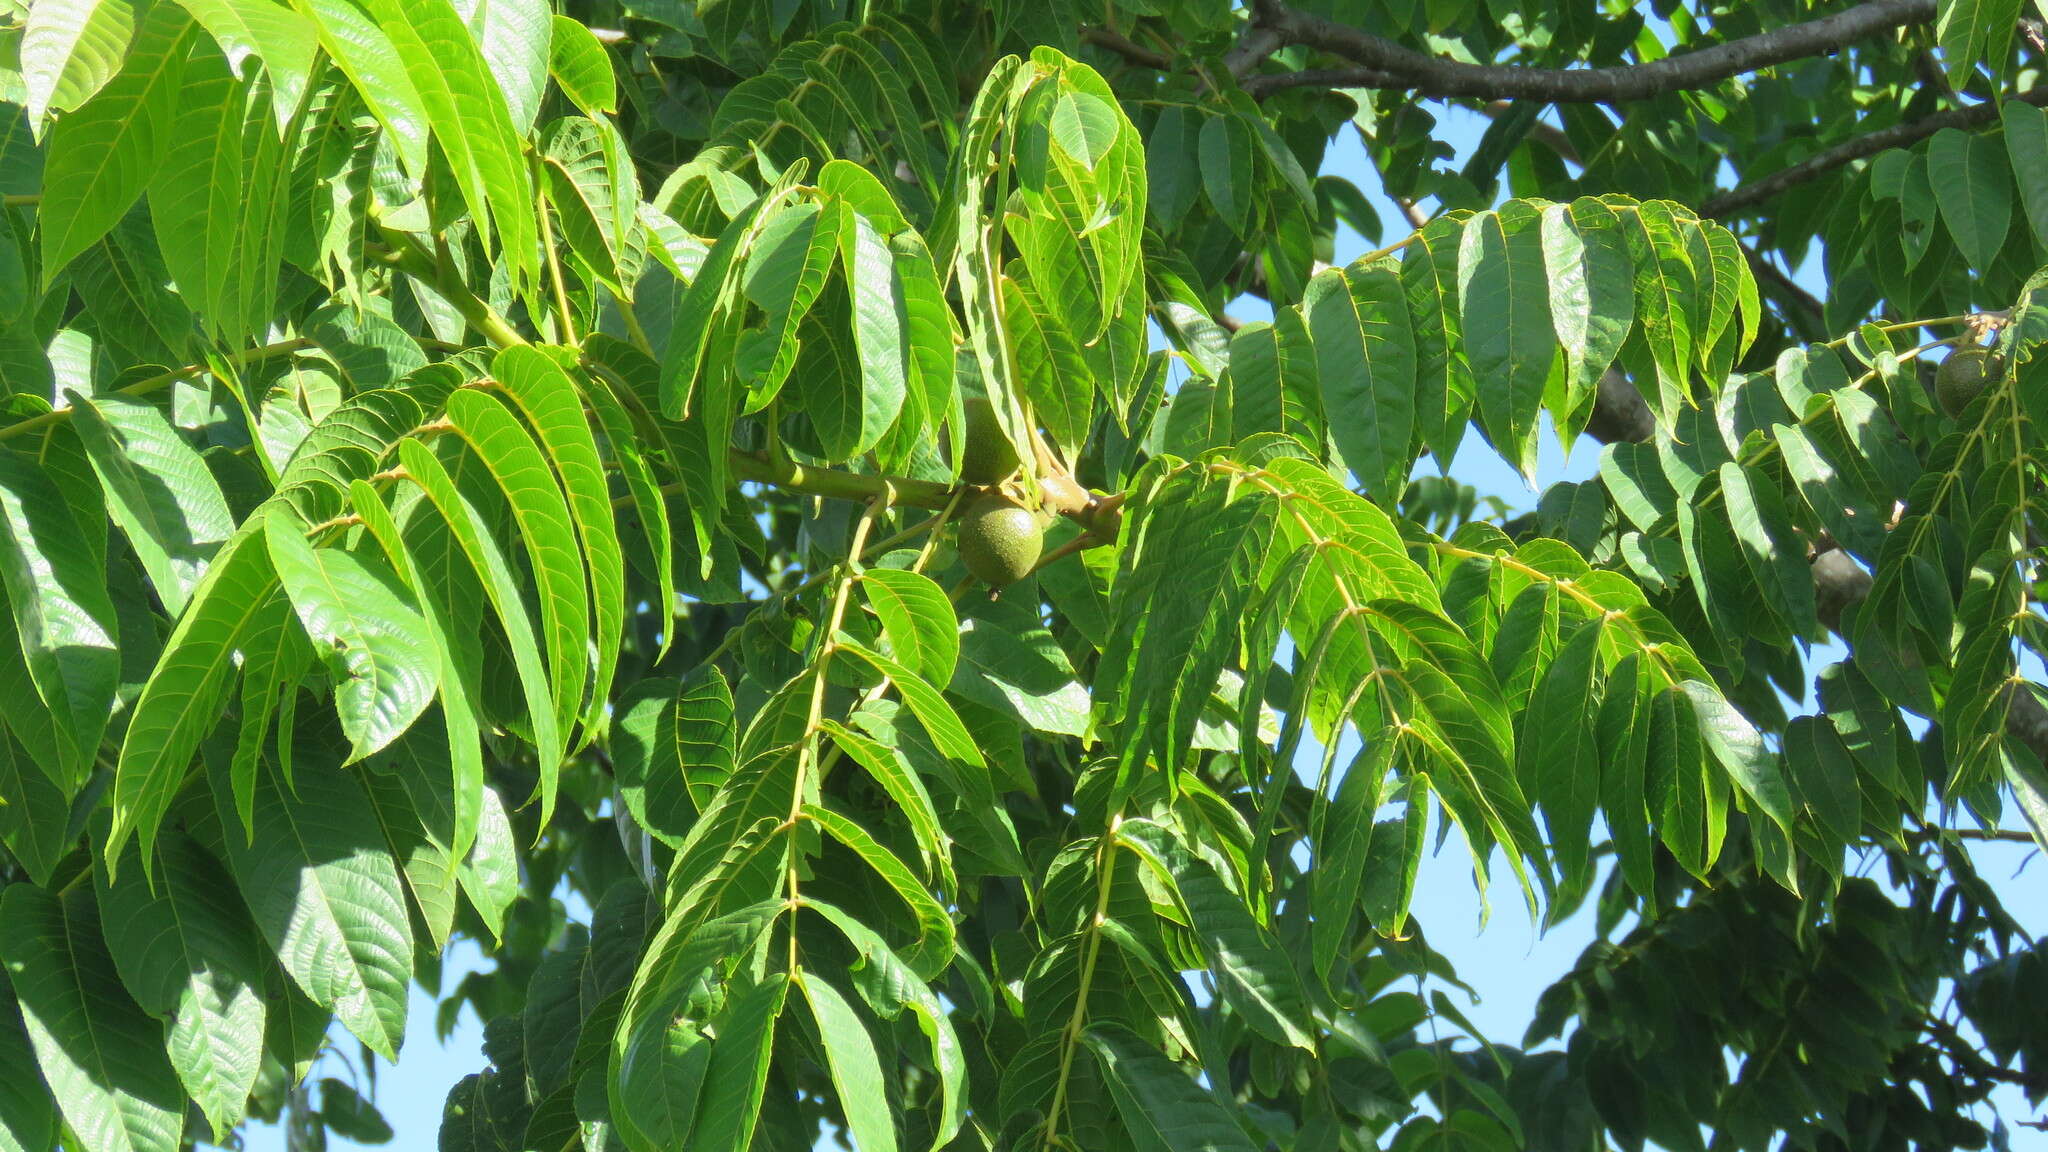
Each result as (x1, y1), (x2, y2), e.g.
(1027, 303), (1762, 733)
(1309, 737), (1393, 985)
(614, 902), (782, 1150)
(819, 159), (909, 234)
(1117, 818), (1315, 1050)
(818, 716), (950, 885)
(1717, 461), (1817, 639)
(36, 4), (191, 285)
(1083, 1021), (1260, 1152)
(111, 527), (278, 866)
(320, 1077), (395, 1144)
(170, 0), (319, 129)
(547, 14), (615, 118)
(684, 973), (787, 1152)
(21, 0), (139, 129)
(1681, 681), (1796, 870)
(798, 971), (899, 1152)
(1197, 110), (1254, 235)
(445, 385), (587, 810)
(1540, 199), (1633, 419)
(348, 483), (485, 861)
(0, 986), (57, 1152)
(1003, 267), (1096, 458)
(66, 390), (234, 616)
(614, 1016), (711, 1152)
(612, 669), (736, 847)
(860, 567), (958, 688)
(264, 506), (436, 762)
(1458, 204), (1553, 478)
(493, 346), (626, 743)
(838, 640), (986, 769)
(0, 728), (71, 886)
(1596, 654), (1656, 900)
(1146, 103), (1200, 229)
(802, 802), (954, 979)
(211, 738), (414, 1060)
(0, 883), (185, 1152)
(1520, 616), (1604, 899)
(360, 747), (461, 950)
(150, 48), (291, 349)
(1306, 262), (1415, 500)
(540, 116), (637, 289)
(465, 0), (549, 133)
(804, 899), (965, 1152)
(0, 445), (120, 788)
(1929, 125), (2013, 274)
(459, 784), (519, 944)
(1612, 199), (1697, 422)
(1784, 716), (1861, 851)
(93, 827), (267, 1140)
(1936, 0), (2022, 88)
(69, 203), (191, 364)
(1402, 216), (1475, 466)
(394, 439), (561, 802)
(294, 0), (429, 175)
(2003, 101), (2048, 249)
(837, 209), (912, 458)
(358, 0), (535, 286)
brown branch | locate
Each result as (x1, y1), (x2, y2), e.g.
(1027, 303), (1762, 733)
(1082, 27), (1172, 71)
(1925, 1016), (2048, 1091)
(1242, 0), (1935, 102)
(1226, 14), (1289, 78)
(1700, 86), (2048, 217)
(1742, 246), (1828, 339)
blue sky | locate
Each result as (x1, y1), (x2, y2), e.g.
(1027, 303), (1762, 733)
(237, 99), (2048, 1152)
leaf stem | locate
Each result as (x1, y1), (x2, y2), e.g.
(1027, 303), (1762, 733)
(369, 223), (529, 349)
(1044, 813), (1122, 1148)
(0, 338), (314, 443)
(537, 183), (578, 345)
(784, 496), (887, 972)
(610, 285), (655, 357)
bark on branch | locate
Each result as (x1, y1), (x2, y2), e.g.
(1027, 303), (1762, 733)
(1241, 0), (1936, 102)
(1700, 86), (2048, 217)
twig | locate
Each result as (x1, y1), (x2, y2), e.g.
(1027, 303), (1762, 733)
(0, 338), (314, 443)
(1082, 27), (1172, 70)
(1701, 86), (2048, 217)
(1243, 0), (1936, 102)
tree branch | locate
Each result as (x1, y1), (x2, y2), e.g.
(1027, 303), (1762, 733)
(1082, 27), (1172, 71)
(1925, 1016), (2048, 1091)
(0, 339), (314, 443)
(1242, 0), (1935, 102)
(1700, 86), (2048, 217)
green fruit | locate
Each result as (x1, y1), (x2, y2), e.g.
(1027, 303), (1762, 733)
(1937, 348), (2002, 417)
(958, 495), (1041, 586)
(959, 396), (1021, 484)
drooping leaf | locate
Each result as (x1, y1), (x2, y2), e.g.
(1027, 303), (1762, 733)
(798, 972), (899, 1152)
(211, 739), (415, 1060)
(0, 446), (120, 789)
(1306, 261), (1415, 500)
(1083, 1021), (1259, 1152)
(93, 827), (267, 1140)
(0, 883), (186, 1152)
(35, 5), (191, 297)
(66, 389), (234, 616)
(264, 505), (436, 763)
(1458, 203), (1554, 478)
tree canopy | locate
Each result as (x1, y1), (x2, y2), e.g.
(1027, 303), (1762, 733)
(0, 0), (2045, 1149)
